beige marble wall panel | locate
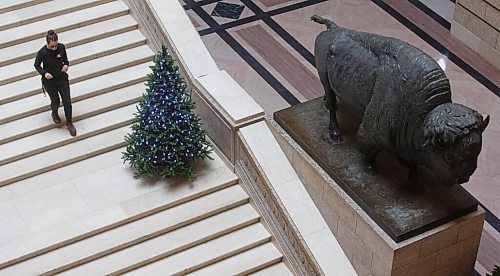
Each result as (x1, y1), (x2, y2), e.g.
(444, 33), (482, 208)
(454, 3), (469, 25)
(451, 20), (481, 51)
(355, 215), (394, 265)
(420, 225), (459, 257)
(467, 11), (497, 47)
(452, 21), (500, 69)
(436, 243), (460, 269)
(391, 210), (484, 275)
(458, 0), (487, 17)
(453, 0), (500, 68)
(458, 210), (486, 241)
(392, 241), (421, 269)
(372, 252), (393, 276)
(485, 5), (500, 29)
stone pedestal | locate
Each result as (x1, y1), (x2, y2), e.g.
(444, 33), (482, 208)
(269, 98), (485, 275)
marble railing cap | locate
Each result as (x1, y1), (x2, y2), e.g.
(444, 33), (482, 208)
(197, 70), (264, 125)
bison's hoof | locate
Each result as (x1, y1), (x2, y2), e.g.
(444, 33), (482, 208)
(329, 130), (344, 143)
(364, 164), (378, 175)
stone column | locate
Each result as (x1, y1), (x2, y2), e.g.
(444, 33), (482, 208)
(451, 0), (500, 69)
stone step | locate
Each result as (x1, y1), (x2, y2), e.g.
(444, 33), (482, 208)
(0, 29), (147, 86)
(0, 102), (139, 166)
(0, 81), (145, 145)
(1, 184), (249, 275)
(0, 1), (129, 49)
(0, 15), (137, 67)
(0, 0), (113, 32)
(251, 263), (294, 275)
(0, 29), (146, 86)
(58, 204), (260, 275)
(0, 62), (150, 124)
(0, 147), (123, 204)
(0, 0), (51, 14)
(191, 243), (283, 275)
(127, 223), (272, 275)
(0, 157), (237, 268)
(0, 125), (132, 188)
(0, 44), (154, 105)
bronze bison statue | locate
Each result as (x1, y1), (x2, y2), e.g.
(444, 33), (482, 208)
(311, 15), (489, 191)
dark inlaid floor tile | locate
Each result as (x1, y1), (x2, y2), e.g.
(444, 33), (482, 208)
(201, 0), (255, 26)
(211, 2), (245, 19)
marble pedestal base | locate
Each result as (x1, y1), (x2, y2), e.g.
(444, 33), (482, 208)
(269, 98), (485, 275)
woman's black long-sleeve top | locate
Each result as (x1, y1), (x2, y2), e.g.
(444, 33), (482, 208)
(34, 43), (69, 80)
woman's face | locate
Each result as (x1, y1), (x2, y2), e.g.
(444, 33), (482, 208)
(47, 40), (58, 50)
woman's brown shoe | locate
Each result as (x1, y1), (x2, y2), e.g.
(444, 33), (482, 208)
(67, 122), (77, 136)
(51, 112), (61, 124)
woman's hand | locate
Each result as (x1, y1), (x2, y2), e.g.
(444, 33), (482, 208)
(44, 72), (53, 79)
(61, 65), (68, 73)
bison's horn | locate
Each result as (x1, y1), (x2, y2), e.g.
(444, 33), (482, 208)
(481, 115), (490, 132)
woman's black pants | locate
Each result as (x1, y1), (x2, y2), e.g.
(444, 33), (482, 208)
(43, 77), (72, 122)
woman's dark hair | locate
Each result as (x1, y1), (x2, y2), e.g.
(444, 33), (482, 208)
(46, 30), (58, 43)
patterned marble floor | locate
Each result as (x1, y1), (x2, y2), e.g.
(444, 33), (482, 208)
(182, 0), (500, 274)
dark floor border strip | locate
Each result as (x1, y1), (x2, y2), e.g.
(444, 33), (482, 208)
(199, 14), (264, 36)
(240, 0), (318, 66)
(371, 0), (499, 97)
(465, 187), (500, 232)
(266, 0), (326, 17)
(481, 201), (500, 232)
(198, 0), (328, 66)
(372, 1), (500, 234)
(183, 0), (219, 10)
(184, 0), (300, 106)
(407, 0), (451, 30)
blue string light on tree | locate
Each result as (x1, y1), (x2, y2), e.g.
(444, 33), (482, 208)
(123, 46), (212, 180)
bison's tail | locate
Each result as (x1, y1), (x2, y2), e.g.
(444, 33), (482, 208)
(311, 15), (338, 30)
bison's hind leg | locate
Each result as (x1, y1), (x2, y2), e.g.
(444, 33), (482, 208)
(318, 68), (343, 143)
(326, 93), (343, 143)
(357, 120), (383, 175)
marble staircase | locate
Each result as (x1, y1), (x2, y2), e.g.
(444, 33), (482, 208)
(0, 1), (292, 274)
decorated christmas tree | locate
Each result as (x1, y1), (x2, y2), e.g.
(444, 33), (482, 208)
(122, 46), (212, 180)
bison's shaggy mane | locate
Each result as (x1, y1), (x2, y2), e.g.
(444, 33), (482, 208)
(423, 103), (484, 147)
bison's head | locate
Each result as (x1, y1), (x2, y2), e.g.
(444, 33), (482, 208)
(423, 103), (489, 187)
